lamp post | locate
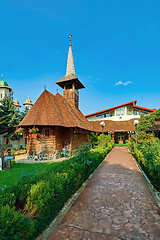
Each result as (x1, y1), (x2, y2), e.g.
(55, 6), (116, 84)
(134, 120), (139, 146)
(100, 121), (105, 149)
(0, 135), (4, 170)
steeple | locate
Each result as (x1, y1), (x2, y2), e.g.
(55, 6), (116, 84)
(66, 45), (76, 76)
(56, 36), (85, 109)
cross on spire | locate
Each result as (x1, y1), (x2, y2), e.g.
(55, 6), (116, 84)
(68, 33), (73, 46)
(1, 74), (4, 81)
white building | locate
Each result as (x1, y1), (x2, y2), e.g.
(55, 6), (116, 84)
(85, 100), (156, 144)
(86, 100), (156, 122)
(0, 75), (13, 102)
(23, 98), (33, 110)
(0, 75), (33, 149)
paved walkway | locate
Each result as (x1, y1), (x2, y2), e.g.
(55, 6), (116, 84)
(47, 146), (160, 240)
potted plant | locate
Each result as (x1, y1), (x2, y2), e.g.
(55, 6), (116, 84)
(14, 127), (24, 136)
(28, 127), (39, 134)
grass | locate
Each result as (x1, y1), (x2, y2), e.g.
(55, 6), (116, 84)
(0, 161), (63, 188)
(115, 143), (127, 146)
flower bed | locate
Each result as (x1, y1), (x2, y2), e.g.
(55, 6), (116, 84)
(0, 143), (114, 240)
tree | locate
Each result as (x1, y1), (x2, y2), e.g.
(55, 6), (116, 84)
(19, 106), (29, 121)
(0, 96), (20, 140)
(136, 109), (160, 141)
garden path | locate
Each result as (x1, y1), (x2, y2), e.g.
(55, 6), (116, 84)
(47, 146), (160, 240)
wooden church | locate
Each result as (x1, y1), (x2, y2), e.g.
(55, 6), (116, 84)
(19, 42), (93, 159)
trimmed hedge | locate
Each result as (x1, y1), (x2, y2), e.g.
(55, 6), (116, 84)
(127, 141), (160, 191)
(0, 143), (114, 240)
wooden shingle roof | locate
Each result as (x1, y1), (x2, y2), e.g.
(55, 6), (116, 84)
(19, 90), (93, 131)
(90, 119), (139, 132)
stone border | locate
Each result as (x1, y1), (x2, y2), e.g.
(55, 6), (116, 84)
(15, 157), (68, 164)
(36, 149), (113, 240)
(128, 148), (160, 207)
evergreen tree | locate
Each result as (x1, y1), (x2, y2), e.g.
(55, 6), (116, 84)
(0, 97), (20, 140)
(19, 106), (29, 121)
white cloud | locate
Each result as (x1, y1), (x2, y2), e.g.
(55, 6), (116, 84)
(115, 81), (132, 86)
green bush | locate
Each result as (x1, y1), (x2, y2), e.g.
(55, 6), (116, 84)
(127, 140), (160, 191)
(0, 143), (114, 239)
(89, 132), (114, 148)
(0, 205), (35, 240)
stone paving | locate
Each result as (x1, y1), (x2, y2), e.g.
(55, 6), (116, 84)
(47, 146), (160, 240)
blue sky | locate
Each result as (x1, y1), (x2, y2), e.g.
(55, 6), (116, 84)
(0, 0), (160, 114)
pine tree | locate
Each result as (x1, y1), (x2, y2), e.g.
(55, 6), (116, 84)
(0, 96), (20, 140)
(19, 106), (29, 121)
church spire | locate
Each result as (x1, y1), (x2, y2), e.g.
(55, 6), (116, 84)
(66, 45), (76, 76)
(56, 35), (84, 90)
(56, 35), (85, 109)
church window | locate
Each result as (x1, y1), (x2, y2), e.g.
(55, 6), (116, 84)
(66, 84), (72, 89)
(45, 128), (49, 137)
(0, 94), (2, 99)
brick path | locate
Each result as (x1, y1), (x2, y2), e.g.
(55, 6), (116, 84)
(47, 146), (160, 240)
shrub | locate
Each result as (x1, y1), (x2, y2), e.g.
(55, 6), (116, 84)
(127, 140), (160, 191)
(97, 134), (112, 147)
(0, 205), (35, 240)
(0, 143), (115, 238)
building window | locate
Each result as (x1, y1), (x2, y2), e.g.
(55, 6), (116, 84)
(45, 128), (49, 137)
(133, 110), (140, 115)
(116, 107), (125, 116)
(140, 112), (148, 116)
(110, 110), (115, 117)
(66, 84), (72, 89)
(104, 113), (109, 117)
(96, 115), (102, 119)
(0, 94), (2, 99)
(127, 106), (132, 115)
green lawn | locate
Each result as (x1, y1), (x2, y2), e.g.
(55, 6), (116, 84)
(0, 161), (61, 188)
(115, 143), (127, 146)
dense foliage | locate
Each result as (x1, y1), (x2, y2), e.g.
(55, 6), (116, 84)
(136, 108), (160, 140)
(127, 108), (160, 192)
(19, 107), (29, 122)
(0, 143), (114, 240)
(0, 97), (20, 140)
(0, 97), (29, 140)
(127, 140), (160, 191)
(90, 132), (112, 148)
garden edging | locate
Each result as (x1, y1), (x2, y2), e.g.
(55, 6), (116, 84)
(128, 148), (160, 207)
(36, 148), (113, 240)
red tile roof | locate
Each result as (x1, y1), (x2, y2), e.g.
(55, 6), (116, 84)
(85, 100), (156, 117)
(19, 90), (93, 131)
